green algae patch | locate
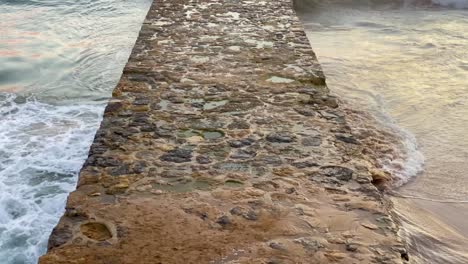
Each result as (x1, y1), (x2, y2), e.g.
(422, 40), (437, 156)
(224, 179), (244, 188)
(153, 179), (214, 193)
(177, 129), (224, 140)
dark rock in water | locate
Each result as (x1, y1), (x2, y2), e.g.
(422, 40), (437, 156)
(160, 149), (192, 163)
(266, 132), (295, 143)
(320, 166), (354, 181)
(335, 134), (360, 144)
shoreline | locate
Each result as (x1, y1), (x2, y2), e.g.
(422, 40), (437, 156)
(39, 0), (408, 263)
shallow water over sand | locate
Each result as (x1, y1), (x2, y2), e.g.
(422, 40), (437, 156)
(297, 1), (468, 263)
(0, 0), (151, 263)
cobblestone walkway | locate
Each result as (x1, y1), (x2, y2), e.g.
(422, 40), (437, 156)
(40, 0), (407, 263)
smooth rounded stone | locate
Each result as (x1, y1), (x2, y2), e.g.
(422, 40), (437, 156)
(228, 138), (254, 148)
(198, 143), (231, 161)
(229, 207), (258, 221)
(320, 166), (354, 181)
(266, 132), (295, 143)
(95, 157), (120, 167)
(154, 126), (174, 138)
(227, 119), (250, 129)
(269, 241), (286, 250)
(202, 130), (224, 140)
(132, 161), (147, 174)
(255, 155), (282, 166)
(346, 243), (359, 252)
(191, 102), (204, 108)
(108, 164), (131, 176)
(294, 107), (316, 116)
(140, 124), (156, 132)
(335, 134), (360, 145)
(133, 98), (151, 105)
(293, 237), (324, 252)
(308, 95), (339, 108)
(243, 210), (258, 221)
(196, 155), (212, 164)
(292, 160), (319, 169)
(177, 129), (200, 138)
(301, 136), (321, 146)
(216, 215), (231, 226)
(160, 148), (192, 163)
(214, 162), (250, 172)
(230, 149), (257, 160)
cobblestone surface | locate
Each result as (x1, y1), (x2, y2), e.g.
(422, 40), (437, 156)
(39, 0), (407, 263)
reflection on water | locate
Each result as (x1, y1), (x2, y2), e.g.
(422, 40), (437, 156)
(296, 1), (468, 263)
(0, 0), (151, 263)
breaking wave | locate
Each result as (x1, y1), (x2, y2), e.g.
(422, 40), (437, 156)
(0, 94), (104, 263)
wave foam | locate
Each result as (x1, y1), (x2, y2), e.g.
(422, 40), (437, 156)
(0, 93), (103, 263)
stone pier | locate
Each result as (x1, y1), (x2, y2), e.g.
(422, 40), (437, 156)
(39, 0), (407, 263)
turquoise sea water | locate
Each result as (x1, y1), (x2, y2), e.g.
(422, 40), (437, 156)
(0, 0), (151, 263)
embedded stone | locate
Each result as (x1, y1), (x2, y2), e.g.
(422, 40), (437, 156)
(301, 136), (321, 146)
(292, 160), (319, 169)
(266, 132), (295, 143)
(160, 148), (192, 163)
(336, 134), (360, 144)
(320, 166), (354, 181)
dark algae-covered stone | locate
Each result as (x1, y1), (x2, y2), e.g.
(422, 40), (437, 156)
(39, 0), (407, 263)
(320, 165), (354, 181)
(266, 132), (296, 143)
(160, 149), (192, 163)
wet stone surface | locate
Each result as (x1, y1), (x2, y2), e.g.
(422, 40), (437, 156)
(40, 0), (407, 263)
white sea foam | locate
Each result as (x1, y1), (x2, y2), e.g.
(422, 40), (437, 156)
(378, 120), (425, 186)
(0, 93), (103, 263)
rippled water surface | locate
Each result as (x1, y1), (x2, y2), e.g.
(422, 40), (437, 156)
(297, 1), (468, 263)
(0, 0), (151, 263)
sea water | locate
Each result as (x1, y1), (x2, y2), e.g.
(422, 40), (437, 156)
(0, 0), (151, 263)
(296, 0), (468, 263)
